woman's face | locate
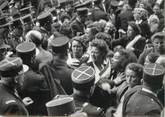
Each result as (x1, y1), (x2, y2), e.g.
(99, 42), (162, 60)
(71, 40), (84, 59)
(111, 51), (122, 69)
(125, 68), (139, 87)
(91, 46), (102, 63)
(127, 25), (135, 38)
(104, 22), (113, 33)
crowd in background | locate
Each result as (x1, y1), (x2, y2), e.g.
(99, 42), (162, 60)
(0, 0), (164, 117)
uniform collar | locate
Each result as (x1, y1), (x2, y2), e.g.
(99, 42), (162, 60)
(142, 87), (157, 97)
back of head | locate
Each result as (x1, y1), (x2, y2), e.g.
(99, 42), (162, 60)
(49, 36), (69, 55)
(143, 63), (164, 91)
(72, 66), (95, 92)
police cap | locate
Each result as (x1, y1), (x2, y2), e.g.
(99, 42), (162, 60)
(49, 36), (69, 53)
(72, 66), (95, 90)
(77, 7), (88, 16)
(16, 42), (37, 59)
(143, 63), (165, 84)
(0, 57), (29, 77)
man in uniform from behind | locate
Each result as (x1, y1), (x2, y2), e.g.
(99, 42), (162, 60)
(123, 63), (164, 117)
(0, 57), (29, 116)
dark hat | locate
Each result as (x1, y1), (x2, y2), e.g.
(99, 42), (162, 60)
(46, 95), (75, 116)
(49, 36), (69, 53)
(71, 66), (95, 90)
(50, 36), (69, 48)
(16, 42), (37, 58)
(77, 7), (88, 16)
(143, 63), (165, 84)
(0, 57), (29, 77)
(37, 12), (52, 23)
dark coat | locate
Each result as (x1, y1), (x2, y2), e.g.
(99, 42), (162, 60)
(72, 93), (104, 117)
(70, 19), (85, 37)
(0, 83), (28, 116)
(18, 69), (50, 116)
(40, 56), (73, 96)
(123, 88), (163, 117)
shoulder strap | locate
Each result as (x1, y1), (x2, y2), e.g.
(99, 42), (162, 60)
(39, 63), (66, 99)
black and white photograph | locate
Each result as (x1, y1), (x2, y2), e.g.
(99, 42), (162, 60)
(0, 0), (164, 117)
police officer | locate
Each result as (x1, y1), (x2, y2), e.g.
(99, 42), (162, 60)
(71, 65), (104, 117)
(0, 57), (29, 116)
(16, 42), (50, 115)
(70, 7), (88, 37)
(123, 63), (164, 117)
(40, 36), (73, 96)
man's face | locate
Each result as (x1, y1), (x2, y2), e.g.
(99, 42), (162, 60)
(152, 38), (165, 53)
(125, 68), (139, 87)
(153, 5), (160, 15)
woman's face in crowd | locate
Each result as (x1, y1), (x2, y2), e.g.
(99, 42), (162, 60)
(91, 46), (102, 63)
(71, 40), (84, 59)
(111, 51), (122, 69)
(104, 22), (113, 33)
(125, 68), (139, 87)
(127, 25), (135, 38)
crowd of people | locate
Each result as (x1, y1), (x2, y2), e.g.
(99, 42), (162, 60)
(0, 0), (164, 116)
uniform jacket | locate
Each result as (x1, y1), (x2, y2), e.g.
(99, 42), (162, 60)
(70, 19), (85, 37)
(0, 83), (28, 116)
(123, 88), (163, 117)
(40, 56), (73, 96)
(18, 69), (50, 115)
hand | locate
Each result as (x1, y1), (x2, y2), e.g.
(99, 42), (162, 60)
(67, 58), (80, 68)
(22, 97), (34, 106)
(114, 72), (125, 85)
(100, 82), (111, 92)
